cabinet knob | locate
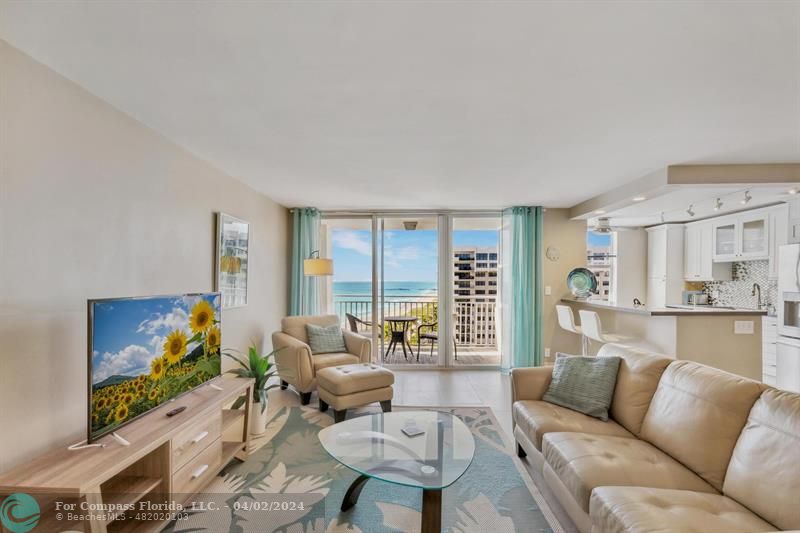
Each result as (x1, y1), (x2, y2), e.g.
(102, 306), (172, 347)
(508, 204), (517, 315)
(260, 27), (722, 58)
(191, 431), (209, 444)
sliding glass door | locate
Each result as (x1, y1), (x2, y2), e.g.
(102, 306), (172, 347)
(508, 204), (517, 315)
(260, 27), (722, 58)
(452, 216), (502, 366)
(378, 216), (440, 365)
(321, 212), (500, 368)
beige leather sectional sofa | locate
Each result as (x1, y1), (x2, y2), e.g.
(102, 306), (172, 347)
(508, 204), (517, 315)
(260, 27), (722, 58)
(511, 343), (799, 533)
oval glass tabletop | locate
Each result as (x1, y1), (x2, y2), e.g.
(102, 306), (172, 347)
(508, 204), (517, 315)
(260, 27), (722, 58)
(318, 411), (475, 490)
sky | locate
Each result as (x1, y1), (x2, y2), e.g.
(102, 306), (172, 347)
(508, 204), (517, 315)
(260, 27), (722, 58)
(90, 293), (219, 383)
(331, 229), (499, 282)
(587, 231), (612, 247)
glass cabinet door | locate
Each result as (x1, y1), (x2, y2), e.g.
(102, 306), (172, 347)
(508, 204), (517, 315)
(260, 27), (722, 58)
(739, 215), (768, 258)
(713, 222), (737, 260)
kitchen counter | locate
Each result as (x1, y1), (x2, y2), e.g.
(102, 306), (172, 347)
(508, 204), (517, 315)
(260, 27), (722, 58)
(558, 298), (765, 380)
(560, 298), (768, 316)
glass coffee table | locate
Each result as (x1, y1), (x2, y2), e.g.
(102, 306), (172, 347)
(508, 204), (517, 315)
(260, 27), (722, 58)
(318, 410), (475, 533)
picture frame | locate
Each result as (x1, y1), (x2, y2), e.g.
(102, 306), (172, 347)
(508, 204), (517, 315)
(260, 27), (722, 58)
(215, 213), (250, 308)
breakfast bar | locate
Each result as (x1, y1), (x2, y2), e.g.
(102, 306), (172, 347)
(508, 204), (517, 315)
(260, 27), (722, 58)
(561, 298), (767, 380)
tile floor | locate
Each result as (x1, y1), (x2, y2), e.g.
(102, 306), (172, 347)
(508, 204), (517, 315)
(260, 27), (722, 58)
(269, 369), (514, 438)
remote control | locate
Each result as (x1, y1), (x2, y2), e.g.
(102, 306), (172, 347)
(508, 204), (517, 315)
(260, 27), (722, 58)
(166, 406), (187, 417)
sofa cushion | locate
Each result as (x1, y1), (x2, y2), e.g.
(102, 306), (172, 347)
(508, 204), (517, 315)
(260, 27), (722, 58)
(639, 360), (765, 491)
(311, 352), (360, 371)
(281, 314), (339, 344)
(723, 388), (800, 531)
(543, 355), (621, 421)
(317, 363), (394, 395)
(306, 323), (347, 354)
(542, 432), (716, 513)
(589, 487), (776, 533)
(512, 400), (634, 451)
(596, 343), (673, 435)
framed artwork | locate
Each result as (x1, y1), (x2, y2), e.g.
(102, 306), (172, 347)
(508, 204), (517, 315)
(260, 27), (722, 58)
(216, 213), (250, 308)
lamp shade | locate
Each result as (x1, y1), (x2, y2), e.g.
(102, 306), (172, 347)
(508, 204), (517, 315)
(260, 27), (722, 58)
(304, 257), (334, 276)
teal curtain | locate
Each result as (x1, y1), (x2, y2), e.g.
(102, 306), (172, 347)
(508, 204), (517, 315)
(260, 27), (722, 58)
(501, 206), (543, 371)
(290, 208), (321, 316)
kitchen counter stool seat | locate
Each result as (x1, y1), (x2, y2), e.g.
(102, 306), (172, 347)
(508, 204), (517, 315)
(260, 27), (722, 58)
(578, 309), (658, 352)
(557, 305), (588, 355)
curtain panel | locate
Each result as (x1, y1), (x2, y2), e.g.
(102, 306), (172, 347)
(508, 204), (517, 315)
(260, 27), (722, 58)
(500, 206), (543, 371)
(290, 207), (321, 316)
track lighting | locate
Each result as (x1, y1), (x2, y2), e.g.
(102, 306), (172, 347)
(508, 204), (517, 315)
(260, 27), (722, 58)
(741, 190), (752, 205)
(714, 198), (723, 211)
(686, 205), (695, 217)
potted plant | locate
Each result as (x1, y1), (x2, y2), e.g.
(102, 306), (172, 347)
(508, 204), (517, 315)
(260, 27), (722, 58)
(225, 343), (284, 436)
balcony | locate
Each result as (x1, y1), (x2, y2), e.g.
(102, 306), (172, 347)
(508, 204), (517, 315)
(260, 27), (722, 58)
(334, 295), (500, 366)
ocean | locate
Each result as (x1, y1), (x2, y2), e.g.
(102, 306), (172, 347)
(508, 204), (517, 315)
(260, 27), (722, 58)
(334, 281), (437, 301)
(333, 281), (437, 321)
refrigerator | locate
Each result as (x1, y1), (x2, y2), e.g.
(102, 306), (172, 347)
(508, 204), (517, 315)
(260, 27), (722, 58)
(776, 243), (800, 392)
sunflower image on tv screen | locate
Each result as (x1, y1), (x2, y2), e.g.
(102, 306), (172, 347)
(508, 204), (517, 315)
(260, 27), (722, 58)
(89, 293), (221, 440)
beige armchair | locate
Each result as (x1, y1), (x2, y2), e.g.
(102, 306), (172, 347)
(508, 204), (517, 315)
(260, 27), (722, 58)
(271, 314), (372, 405)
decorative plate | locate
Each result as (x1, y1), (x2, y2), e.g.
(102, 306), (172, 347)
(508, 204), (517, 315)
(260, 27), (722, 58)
(567, 268), (597, 299)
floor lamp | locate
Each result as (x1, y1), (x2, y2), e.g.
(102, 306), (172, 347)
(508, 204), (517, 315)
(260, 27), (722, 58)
(302, 250), (333, 314)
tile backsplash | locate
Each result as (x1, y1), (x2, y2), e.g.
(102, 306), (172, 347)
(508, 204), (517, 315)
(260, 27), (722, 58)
(703, 260), (776, 311)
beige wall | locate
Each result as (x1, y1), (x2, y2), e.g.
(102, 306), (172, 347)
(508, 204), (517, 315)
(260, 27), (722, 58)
(0, 41), (289, 471)
(542, 209), (588, 360)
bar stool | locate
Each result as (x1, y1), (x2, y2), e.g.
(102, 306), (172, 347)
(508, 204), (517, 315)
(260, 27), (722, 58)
(556, 305), (588, 355)
(578, 310), (656, 352)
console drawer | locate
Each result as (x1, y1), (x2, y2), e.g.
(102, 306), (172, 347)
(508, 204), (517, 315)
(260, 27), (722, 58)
(172, 412), (222, 470)
(172, 438), (222, 498)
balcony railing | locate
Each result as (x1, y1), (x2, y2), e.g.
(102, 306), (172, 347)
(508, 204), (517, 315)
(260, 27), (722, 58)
(334, 295), (498, 348)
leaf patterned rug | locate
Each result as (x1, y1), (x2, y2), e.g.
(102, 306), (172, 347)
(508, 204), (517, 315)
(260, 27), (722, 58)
(165, 405), (559, 532)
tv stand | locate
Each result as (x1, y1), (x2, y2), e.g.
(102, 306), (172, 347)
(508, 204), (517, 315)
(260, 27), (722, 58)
(0, 377), (254, 533)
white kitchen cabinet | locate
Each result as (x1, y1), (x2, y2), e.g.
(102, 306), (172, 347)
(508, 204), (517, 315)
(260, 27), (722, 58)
(762, 316), (777, 386)
(768, 204), (788, 280)
(712, 210), (769, 262)
(684, 221), (731, 281)
(646, 224), (684, 308)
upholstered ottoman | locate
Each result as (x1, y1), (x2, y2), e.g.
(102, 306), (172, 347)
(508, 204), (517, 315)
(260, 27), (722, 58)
(316, 363), (394, 423)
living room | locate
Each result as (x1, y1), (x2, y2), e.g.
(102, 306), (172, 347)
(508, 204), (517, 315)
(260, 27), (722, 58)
(1, 2), (799, 533)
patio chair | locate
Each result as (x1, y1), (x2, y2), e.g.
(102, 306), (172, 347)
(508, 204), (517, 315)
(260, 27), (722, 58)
(416, 321), (458, 362)
(345, 313), (377, 338)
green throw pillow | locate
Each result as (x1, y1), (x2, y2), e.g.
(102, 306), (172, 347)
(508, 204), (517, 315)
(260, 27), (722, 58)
(306, 323), (347, 354)
(542, 354), (621, 421)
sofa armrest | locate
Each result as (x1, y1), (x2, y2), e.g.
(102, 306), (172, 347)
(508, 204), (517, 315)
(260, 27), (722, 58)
(271, 332), (314, 391)
(510, 366), (554, 405)
(343, 330), (372, 363)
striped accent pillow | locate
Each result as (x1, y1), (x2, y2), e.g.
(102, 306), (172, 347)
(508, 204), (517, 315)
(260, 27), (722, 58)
(306, 323), (347, 354)
(543, 355), (621, 421)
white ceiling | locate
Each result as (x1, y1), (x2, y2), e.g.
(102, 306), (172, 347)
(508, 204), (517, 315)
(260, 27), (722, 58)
(1, 1), (798, 209)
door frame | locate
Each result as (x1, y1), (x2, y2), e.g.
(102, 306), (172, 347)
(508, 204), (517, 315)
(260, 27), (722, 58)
(321, 210), (502, 369)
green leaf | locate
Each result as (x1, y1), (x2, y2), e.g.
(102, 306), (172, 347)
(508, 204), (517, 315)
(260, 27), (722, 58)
(230, 395), (246, 410)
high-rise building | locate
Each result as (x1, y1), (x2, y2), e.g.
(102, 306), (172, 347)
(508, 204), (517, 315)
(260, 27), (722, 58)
(453, 247), (498, 346)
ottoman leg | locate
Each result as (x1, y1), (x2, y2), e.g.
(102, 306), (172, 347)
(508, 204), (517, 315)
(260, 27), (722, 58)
(300, 392), (311, 406)
(334, 409), (347, 423)
(380, 400), (392, 413)
(280, 380), (288, 390)
(319, 398), (329, 412)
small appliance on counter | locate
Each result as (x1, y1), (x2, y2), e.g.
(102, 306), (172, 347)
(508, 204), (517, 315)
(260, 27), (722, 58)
(682, 290), (710, 306)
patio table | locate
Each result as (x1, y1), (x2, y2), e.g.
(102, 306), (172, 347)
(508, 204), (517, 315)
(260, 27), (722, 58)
(384, 316), (418, 359)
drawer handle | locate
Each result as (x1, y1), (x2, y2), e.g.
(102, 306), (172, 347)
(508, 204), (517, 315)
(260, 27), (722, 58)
(191, 431), (209, 444)
(191, 464), (209, 479)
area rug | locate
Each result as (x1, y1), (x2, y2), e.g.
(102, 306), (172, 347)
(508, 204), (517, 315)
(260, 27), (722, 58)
(165, 405), (561, 532)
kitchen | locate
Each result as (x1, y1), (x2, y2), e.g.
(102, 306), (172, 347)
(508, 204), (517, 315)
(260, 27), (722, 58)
(562, 164), (800, 390)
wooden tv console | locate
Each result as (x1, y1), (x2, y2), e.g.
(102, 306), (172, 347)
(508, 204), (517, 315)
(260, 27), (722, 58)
(0, 376), (254, 533)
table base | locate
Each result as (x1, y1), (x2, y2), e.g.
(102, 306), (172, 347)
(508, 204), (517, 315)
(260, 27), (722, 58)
(341, 475), (442, 533)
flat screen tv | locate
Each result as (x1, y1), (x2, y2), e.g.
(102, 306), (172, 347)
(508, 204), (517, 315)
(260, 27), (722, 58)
(88, 293), (222, 442)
